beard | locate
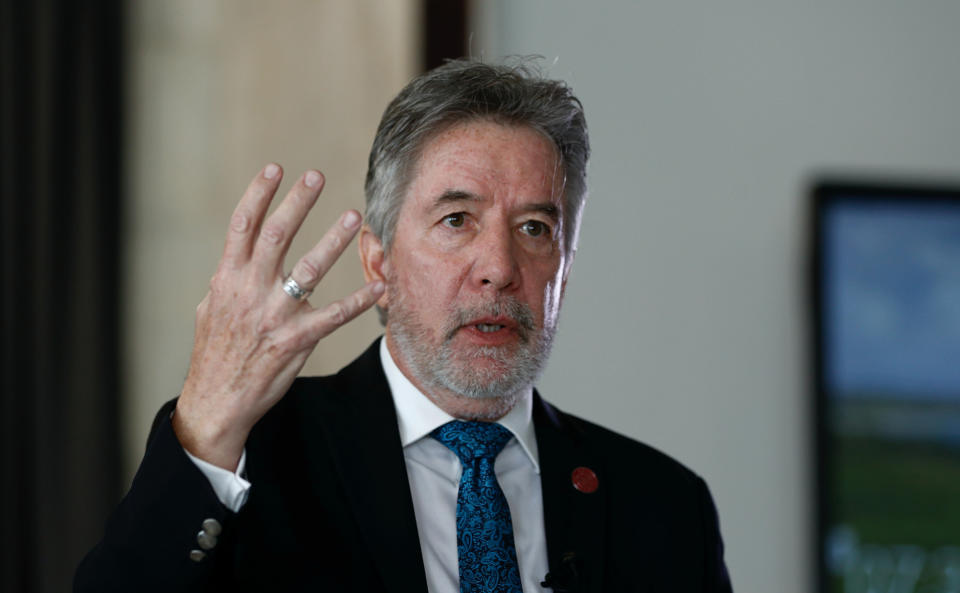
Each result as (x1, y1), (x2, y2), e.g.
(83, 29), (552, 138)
(386, 283), (558, 402)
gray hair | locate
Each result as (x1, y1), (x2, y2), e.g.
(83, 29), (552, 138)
(364, 58), (590, 258)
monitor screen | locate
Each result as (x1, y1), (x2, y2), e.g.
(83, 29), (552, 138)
(814, 182), (960, 593)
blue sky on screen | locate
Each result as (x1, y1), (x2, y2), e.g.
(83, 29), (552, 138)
(824, 199), (960, 400)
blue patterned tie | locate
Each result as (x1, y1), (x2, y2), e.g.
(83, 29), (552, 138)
(431, 421), (523, 593)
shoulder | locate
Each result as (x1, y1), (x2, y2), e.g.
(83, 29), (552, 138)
(535, 395), (708, 497)
(258, 339), (390, 425)
(247, 340), (394, 460)
(540, 405), (733, 591)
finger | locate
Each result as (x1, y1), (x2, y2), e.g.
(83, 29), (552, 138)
(221, 163), (283, 269)
(251, 169), (325, 276)
(304, 280), (386, 341)
(285, 209), (363, 294)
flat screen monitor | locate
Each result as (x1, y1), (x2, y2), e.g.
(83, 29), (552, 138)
(813, 182), (960, 593)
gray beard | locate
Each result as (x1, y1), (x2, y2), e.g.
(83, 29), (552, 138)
(387, 286), (557, 402)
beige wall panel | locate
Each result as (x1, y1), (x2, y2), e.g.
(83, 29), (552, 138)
(124, 0), (420, 481)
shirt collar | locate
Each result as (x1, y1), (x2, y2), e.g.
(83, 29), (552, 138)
(380, 337), (540, 473)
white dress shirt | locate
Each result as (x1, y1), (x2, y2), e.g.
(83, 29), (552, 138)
(190, 339), (550, 592)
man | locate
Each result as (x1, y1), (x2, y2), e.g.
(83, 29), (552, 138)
(76, 59), (733, 592)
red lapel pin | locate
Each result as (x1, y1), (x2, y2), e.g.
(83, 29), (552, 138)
(571, 466), (598, 493)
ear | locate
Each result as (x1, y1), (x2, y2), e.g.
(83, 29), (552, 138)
(359, 225), (390, 309)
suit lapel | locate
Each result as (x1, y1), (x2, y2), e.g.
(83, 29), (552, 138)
(534, 393), (606, 593)
(304, 339), (428, 593)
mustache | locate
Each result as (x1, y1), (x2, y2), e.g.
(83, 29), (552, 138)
(444, 299), (536, 343)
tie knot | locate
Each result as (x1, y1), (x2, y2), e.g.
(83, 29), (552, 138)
(431, 420), (513, 465)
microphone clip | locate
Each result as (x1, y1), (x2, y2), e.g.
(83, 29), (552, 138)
(540, 552), (579, 592)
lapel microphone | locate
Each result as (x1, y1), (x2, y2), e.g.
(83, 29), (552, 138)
(541, 552), (579, 592)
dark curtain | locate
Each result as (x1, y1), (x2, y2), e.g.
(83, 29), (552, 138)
(424, 0), (467, 70)
(0, 1), (123, 592)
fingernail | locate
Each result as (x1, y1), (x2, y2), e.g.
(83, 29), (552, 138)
(342, 210), (360, 229)
(372, 281), (385, 293)
(304, 170), (322, 188)
(264, 163), (280, 179)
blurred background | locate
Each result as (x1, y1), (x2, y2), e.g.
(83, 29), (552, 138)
(4, 0), (960, 591)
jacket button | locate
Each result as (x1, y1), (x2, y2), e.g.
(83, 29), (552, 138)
(189, 549), (206, 562)
(202, 518), (222, 537)
(197, 530), (218, 550)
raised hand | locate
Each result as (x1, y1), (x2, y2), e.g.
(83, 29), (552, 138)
(172, 164), (384, 470)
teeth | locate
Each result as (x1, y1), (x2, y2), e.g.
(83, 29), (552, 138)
(476, 324), (504, 333)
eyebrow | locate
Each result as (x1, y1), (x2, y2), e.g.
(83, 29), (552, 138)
(527, 203), (560, 221)
(431, 189), (560, 221)
(432, 189), (482, 206)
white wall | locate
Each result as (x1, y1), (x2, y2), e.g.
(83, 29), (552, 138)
(472, 2), (960, 591)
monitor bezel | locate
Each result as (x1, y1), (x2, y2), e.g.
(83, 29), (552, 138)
(810, 180), (960, 593)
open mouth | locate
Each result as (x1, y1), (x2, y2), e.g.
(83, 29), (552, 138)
(447, 300), (535, 343)
(456, 316), (519, 345)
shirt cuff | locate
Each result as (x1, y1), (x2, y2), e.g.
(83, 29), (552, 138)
(183, 448), (251, 512)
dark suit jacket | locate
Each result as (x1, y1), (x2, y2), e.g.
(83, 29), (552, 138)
(75, 339), (732, 592)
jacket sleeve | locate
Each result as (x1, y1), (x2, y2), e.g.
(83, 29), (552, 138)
(74, 400), (237, 593)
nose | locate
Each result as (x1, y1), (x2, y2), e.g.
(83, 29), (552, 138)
(471, 225), (518, 291)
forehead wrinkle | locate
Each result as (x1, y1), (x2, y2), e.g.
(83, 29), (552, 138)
(409, 121), (566, 219)
(427, 124), (556, 180)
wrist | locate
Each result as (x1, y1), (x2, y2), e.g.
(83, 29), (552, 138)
(172, 401), (249, 471)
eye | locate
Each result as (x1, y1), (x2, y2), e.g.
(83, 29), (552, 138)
(520, 220), (550, 238)
(442, 212), (466, 228)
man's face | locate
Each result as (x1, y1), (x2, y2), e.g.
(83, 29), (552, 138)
(381, 120), (569, 413)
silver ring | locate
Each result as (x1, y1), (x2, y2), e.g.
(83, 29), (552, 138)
(282, 276), (311, 301)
